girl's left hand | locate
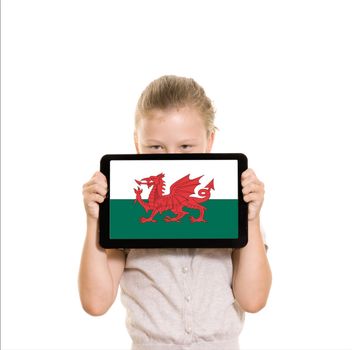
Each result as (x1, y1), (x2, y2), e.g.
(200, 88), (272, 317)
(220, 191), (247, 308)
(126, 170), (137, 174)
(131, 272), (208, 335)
(241, 168), (265, 222)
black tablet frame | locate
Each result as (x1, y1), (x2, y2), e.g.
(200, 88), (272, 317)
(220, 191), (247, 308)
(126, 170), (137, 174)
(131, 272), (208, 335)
(99, 153), (248, 249)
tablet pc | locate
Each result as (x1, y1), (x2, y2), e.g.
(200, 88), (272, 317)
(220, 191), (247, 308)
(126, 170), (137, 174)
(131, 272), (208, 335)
(99, 153), (248, 249)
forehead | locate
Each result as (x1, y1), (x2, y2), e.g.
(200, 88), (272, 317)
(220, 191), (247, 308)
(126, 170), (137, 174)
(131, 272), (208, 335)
(137, 106), (207, 139)
(147, 105), (200, 117)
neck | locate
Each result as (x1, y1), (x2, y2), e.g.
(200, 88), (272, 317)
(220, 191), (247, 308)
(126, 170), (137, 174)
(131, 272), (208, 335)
(148, 181), (164, 203)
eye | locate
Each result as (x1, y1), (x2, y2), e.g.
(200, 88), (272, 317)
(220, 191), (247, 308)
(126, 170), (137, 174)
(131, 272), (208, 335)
(180, 145), (193, 150)
(149, 145), (163, 150)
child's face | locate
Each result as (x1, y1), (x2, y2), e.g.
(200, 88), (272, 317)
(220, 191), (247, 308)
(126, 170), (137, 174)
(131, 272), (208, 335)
(134, 106), (215, 154)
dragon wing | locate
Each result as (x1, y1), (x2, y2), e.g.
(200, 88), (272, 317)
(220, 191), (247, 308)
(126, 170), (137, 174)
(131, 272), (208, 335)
(167, 174), (203, 207)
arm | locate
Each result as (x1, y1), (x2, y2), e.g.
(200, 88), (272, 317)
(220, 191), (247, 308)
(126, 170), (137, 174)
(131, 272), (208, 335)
(78, 171), (126, 316)
(232, 169), (272, 313)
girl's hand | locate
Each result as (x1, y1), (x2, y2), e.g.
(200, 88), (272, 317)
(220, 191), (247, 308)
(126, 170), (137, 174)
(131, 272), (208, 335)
(82, 171), (108, 221)
(241, 168), (265, 222)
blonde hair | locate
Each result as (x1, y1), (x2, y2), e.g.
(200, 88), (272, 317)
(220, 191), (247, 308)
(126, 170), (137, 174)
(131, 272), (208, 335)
(135, 75), (217, 135)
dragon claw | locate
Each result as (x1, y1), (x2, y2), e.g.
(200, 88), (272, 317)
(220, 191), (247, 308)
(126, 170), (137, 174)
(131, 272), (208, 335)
(164, 216), (181, 222)
(189, 216), (207, 223)
(134, 187), (143, 195)
(140, 217), (156, 223)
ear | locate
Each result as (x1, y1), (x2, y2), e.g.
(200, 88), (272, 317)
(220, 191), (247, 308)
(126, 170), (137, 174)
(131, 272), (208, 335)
(134, 132), (141, 154)
(206, 131), (215, 152)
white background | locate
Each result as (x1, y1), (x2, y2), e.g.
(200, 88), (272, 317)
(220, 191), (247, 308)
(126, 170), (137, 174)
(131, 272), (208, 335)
(1, 1), (352, 349)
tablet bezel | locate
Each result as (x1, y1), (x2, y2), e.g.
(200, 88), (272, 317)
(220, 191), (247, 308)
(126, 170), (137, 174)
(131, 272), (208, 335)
(99, 153), (248, 249)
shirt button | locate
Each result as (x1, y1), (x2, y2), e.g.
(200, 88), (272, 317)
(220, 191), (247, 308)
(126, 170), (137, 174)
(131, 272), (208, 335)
(182, 266), (189, 273)
(185, 295), (191, 302)
(185, 326), (192, 333)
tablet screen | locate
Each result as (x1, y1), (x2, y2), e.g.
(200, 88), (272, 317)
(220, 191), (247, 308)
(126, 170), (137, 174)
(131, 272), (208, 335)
(109, 159), (238, 239)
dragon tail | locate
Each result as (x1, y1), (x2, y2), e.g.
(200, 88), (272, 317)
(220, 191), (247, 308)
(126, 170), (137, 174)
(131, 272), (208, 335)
(194, 179), (214, 203)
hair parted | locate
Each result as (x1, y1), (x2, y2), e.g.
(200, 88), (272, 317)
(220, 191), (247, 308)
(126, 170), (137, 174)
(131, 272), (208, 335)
(135, 75), (217, 135)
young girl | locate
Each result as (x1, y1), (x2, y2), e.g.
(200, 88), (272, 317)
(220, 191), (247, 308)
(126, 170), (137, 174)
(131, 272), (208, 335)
(79, 75), (272, 350)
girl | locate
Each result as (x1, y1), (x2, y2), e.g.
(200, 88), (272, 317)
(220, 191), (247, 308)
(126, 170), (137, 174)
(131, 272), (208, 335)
(79, 75), (271, 350)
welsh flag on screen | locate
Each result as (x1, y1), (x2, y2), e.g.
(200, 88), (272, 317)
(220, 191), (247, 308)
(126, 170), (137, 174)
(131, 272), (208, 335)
(109, 159), (238, 239)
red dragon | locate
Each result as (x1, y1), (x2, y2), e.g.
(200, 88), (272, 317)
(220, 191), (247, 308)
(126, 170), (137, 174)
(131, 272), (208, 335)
(134, 173), (215, 223)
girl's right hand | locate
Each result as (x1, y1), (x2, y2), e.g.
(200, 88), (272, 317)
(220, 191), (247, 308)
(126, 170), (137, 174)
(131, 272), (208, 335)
(82, 171), (108, 221)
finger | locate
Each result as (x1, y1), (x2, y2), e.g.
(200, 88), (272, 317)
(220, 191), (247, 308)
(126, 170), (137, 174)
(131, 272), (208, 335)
(83, 183), (108, 197)
(241, 168), (254, 177)
(94, 171), (107, 182)
(92, 171), (107, 185)
(242, 176), (263, 188)
(241, 172), (257, 185)
(241, 168), (255, 180)
(242, 182), (264, 195)
(83, 181), (107, 194)
(83, 176), (108, 190)
(243, 192), (262, 203)
(86, 193), (106, 204)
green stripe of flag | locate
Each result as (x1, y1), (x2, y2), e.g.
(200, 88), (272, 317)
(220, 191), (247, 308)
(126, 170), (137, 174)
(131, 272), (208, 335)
(110, 199), (238, 239)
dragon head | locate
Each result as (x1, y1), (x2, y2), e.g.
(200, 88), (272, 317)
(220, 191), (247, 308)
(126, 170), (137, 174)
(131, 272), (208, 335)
(135, 173), (165, 189)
